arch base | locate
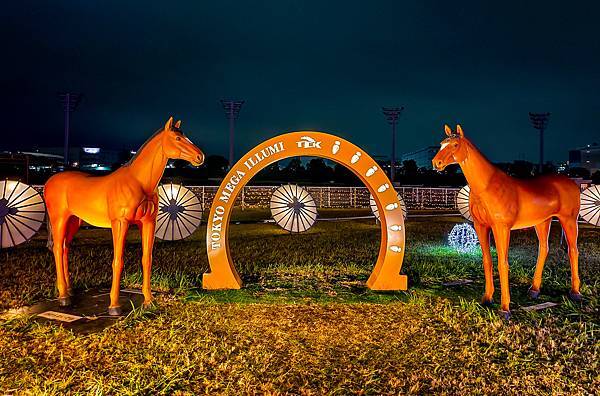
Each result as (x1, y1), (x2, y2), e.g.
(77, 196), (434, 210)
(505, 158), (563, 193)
(367, 274), (408, 291)
(203, 271), (243, 290)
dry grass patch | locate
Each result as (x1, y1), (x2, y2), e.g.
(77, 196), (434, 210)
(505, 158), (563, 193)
(1, 296), (598, 395)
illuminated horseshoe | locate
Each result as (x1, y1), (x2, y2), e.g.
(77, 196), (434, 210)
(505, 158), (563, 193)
(203, 131), (407, 291)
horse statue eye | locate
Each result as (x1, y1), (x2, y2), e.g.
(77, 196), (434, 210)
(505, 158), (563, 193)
(176, 136), (181, 141)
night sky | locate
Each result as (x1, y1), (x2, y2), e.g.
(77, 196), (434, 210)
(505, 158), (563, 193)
(2, 1), (599, 163)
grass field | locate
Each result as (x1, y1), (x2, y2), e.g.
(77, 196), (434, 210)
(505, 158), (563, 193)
(0, 209), (598, 394)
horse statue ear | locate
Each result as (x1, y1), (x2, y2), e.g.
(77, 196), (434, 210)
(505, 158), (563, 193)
(444, 124), (453, 136)
(456, 124), (464, 137)
(164, 117), (174, 131)
(175, 120), (182, 129)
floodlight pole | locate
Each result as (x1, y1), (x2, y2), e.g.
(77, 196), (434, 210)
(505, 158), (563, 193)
(59, 92), (82, 166)
(382, 106), (404, 183)
(528, 112), (550, 174)
(221, 99), (245, 168)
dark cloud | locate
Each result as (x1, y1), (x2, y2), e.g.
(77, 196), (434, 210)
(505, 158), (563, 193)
(2, 1), (599, 162)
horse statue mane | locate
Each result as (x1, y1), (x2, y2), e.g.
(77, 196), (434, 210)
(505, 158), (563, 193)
(433, 124), (581, 318)
(44, 117), (204, 315)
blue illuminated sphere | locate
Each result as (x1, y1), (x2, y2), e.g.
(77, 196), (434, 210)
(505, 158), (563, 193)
(449, 223), (479, 253)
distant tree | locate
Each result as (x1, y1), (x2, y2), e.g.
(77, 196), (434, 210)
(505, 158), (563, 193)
(592, 170), (600, 184)
(282, 158), (306, 181)
(255, 162), (281, 182)
(508, 161), (535, 178)
(401, 160), (418, 177)
(333, 163), (359, 185)
(568, 167), (591, 180)
(441, 164), (459, 175)
(171, 159), (189, 170)
(307, 158), (334, 183)
(204, 155), (229, 178)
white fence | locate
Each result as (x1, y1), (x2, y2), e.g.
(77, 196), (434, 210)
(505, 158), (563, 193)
(32, 184), (462, 211)
(185, 186), (461, 211)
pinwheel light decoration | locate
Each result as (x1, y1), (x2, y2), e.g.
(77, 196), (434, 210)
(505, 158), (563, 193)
(0, 180), (46, 248)
(270, 184), (317, 233)
(456, 185), (473, 222)
(580, 185), (600, 226)
(370, 192), (407, 220)
(155, 183), (203, 241)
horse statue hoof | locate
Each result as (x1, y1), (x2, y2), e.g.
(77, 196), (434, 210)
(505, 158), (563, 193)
(481, 299), (494, 308)
(527, 287), (540, 300)
(57, 296), (71, 307)
(143, 300), (155, 309)
(568, 291), (583, 302)
(499, 310), (511, 320)
(108, 306), (122, 316)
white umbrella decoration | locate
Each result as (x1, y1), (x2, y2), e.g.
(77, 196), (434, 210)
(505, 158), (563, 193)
(155, 183), (202, 241)
(270, 184), (317, 233)
(370, 192), (407, 220)
(0, 180), (46, 248)
(580, 185), (600, 226)
(456, 185), (473, 222)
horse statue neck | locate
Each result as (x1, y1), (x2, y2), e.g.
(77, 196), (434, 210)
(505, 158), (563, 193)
(458, 138), (499, 193)
(127, 131), (168, 194)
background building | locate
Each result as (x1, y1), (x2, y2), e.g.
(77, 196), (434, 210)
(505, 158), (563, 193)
(569, 143), (600, 174)
(30, 146), (133, 171)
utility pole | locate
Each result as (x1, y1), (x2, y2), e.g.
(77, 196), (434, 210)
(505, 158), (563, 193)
(220, 99), (245, 168)
(528, 112), (550, 174)
(58, 92), (82, 167)
(382, 106), (404, 183)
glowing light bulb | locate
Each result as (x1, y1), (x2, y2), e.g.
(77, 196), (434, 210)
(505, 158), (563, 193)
(390, 245), (402, 252)
(378, 183), (390, 193)
(389, 224), (402, 231)
(332, 141), (341, 155)
(351, 151), (362, 164)
(366, 166), (378, 177)
(385, 202), (398, 211)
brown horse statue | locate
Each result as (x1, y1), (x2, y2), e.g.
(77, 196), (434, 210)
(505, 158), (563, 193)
(44, 117), (204, 315)
(432, 124), (581, 318)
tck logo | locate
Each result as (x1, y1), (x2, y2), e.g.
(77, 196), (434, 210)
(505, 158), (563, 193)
(296, 136), (321, 149)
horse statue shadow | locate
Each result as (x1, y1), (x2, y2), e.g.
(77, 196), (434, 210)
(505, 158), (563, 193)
(44, 117), (204, 315)
(433, 124), (581, 318)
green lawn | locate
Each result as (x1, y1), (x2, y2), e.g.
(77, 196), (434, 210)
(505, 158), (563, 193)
(0, 210), (598, 394)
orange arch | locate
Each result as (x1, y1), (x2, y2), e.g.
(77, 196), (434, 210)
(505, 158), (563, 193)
(203, 131), (407, 291)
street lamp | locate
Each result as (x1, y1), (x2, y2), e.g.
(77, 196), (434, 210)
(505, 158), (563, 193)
(382, 106), (404, 182)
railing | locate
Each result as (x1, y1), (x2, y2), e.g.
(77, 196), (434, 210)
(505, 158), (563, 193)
(184, 185), (461, 210)
(32, 184), (462, 210)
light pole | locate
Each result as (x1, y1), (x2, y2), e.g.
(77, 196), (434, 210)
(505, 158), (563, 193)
(382, 106), (404, 183)
(220, 99), (245, 168)
(528, 112), (550, 174)
(58, 92), (82, 167)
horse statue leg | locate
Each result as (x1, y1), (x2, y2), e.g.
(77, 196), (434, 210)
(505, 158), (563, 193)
(528, 219), (552, 299)
(108, 219), (130, 316)
(473, 221), (494, 306)
(63, 217), (82, 297)
(140, 218), (156, 306)
(558, 215), (582, 301)
(492, 225), (512, 319)
(49, 213), (70, 306)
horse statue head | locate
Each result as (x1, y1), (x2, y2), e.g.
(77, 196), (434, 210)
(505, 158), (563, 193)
(432, 124), (467, 171)
(159, 117), (205, 166)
